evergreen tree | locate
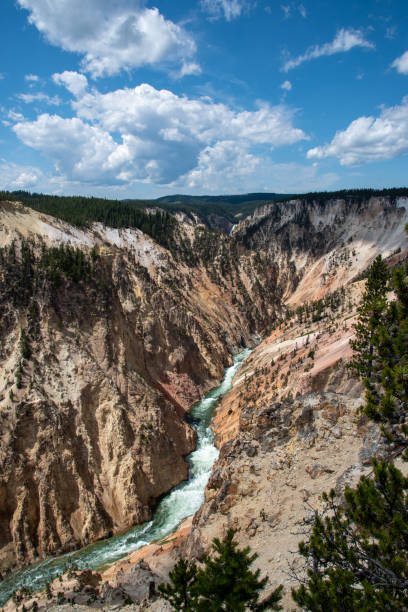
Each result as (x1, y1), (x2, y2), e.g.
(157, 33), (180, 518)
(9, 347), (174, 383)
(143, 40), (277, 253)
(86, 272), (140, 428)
(292, 459), (408, 610)
(363, 262), (408, 454)
(349, 255), (389, 381)
(19, 329), (31, 360)
(159, 559), (198, 611)
(159, 529), (282, 611)
(292, 237), (408, 610)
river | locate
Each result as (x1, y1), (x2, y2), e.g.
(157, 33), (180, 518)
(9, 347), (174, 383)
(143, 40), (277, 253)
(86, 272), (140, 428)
(0, 348), (251, 606)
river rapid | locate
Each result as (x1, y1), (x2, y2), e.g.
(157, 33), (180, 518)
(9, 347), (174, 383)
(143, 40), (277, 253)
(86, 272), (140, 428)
(0, 348), (251, 606)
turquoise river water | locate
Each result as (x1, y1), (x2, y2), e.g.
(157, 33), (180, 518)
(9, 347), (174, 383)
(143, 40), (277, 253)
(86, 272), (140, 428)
(0, 348), (251, 606)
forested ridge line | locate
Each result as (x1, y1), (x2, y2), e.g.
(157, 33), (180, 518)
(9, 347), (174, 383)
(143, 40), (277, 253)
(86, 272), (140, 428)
(0, 191), (178, 252)
(2, 187), (408, 235)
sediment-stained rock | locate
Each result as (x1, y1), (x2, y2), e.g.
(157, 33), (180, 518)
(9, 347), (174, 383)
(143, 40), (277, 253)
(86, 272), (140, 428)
(0, 200), (278, 571)
(1, 193), (408, 608)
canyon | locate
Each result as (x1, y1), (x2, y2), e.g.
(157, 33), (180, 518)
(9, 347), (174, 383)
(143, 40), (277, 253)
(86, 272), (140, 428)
(0, 191), (407, 610)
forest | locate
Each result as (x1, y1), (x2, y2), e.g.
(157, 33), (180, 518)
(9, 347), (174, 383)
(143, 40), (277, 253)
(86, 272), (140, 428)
(0, 239), (98, 310)
(0, 191), (178, 252)
(2, 188), (408, 240)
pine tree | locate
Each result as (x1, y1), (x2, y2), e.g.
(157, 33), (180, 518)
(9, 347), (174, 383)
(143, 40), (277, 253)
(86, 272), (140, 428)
(349, 255), (389, 381)
(158, 559), (198, 611)
(292, 460), (408, 611)
(194, 529), (282, 611)
(363, 262), (408, 454)
(292, 235), (408, 610)
(19, 329), (31, 360)
(159, 529), (283, 611)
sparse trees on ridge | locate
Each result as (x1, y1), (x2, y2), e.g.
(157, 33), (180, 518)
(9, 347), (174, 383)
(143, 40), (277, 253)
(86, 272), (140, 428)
(292, 238), (408, 610)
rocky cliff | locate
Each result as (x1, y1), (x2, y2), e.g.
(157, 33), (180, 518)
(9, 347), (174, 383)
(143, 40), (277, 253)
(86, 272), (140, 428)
(0, 199), (278, 572)
(1, 192), (408, 610)
(181, 195), (408, 608)
(234, 194), (408, 304)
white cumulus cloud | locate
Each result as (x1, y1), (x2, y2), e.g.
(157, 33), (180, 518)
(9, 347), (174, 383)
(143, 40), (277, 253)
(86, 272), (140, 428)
(17, 0), (197, 78)
(173, 62), (202, 79)
(53, 71), (88, 97)
(392, 51), (408, 75)
(283, 28), (374, 72)
(11, 83), (307, 187)
(181, 143), (337, 193)
(281, 80), (292, 91)
(307, 97), (408, 166)
(0, 161), (44, 189)
(201, 0), (249, 20)
(13, 114), (120, 183)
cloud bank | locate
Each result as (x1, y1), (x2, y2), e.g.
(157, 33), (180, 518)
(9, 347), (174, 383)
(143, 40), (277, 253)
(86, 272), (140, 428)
(12, 83), (307, 189)
(307, 97), (408, 166)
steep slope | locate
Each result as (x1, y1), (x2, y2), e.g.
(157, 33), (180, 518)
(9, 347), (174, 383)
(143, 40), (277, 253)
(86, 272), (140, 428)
(234, 194), (408, 304)
(182, 284), (393, 610)
(3, 192), (408, 610)
(27, 282), (392, 611)
(0, 200), (279, 572)
(109, 193), (408, 608)
(180, 195), (408, 607)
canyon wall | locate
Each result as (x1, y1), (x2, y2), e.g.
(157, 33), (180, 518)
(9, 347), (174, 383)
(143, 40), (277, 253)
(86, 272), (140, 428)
(234, 195), (408, 305)
(180, 195), (408, 607)
(0, 200), (278, 571)
(1, 192), (407, 589)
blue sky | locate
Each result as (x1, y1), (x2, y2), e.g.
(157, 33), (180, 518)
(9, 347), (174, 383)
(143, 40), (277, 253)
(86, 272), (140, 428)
(1, 0), (408, 198)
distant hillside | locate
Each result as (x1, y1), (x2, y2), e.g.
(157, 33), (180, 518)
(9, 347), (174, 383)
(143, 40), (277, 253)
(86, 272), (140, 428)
(152, 192), (290, 227)
(1, 190), (285, 236)
(2, 188), (408, 236)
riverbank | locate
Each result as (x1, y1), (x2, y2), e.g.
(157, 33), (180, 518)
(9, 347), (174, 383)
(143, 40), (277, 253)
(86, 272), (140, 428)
(0, 349), (251, 608)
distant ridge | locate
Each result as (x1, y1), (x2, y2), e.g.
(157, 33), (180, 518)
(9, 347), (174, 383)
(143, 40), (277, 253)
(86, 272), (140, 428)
(155, 192), (288, 204)
(2, 188), (408, 234)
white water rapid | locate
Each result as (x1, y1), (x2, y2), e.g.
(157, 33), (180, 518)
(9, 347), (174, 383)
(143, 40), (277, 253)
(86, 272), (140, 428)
(0, 348), (251, 606)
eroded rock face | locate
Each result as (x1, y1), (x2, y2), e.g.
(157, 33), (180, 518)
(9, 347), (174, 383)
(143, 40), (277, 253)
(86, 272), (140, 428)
(3, 562), (167, 611)
(234, 195), (408, 304)
(180, 286), (398, 609)
(0, 201), (279, 571)
(0, 277), (199, 570)
(1, 193), (407, 590)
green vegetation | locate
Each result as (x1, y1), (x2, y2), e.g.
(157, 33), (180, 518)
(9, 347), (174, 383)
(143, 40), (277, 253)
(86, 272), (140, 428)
(292, 460), (408, 610)
(349, 255), (389, 381)
(277, 187), (408, 206)
(348, 252), (408, 453)
(154, 192), (289, 224)
(0, 239), (98, 310)
(3, 188), (407, 244)
(292, 244), (408, 610)
(159, 528), (283, 611)
(19, 329), (31, 360)
(236, 188), (408, 252)
(156, 188), (408, 222)
(286, 287), (347, 325)
(0, 191), (178, 251)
